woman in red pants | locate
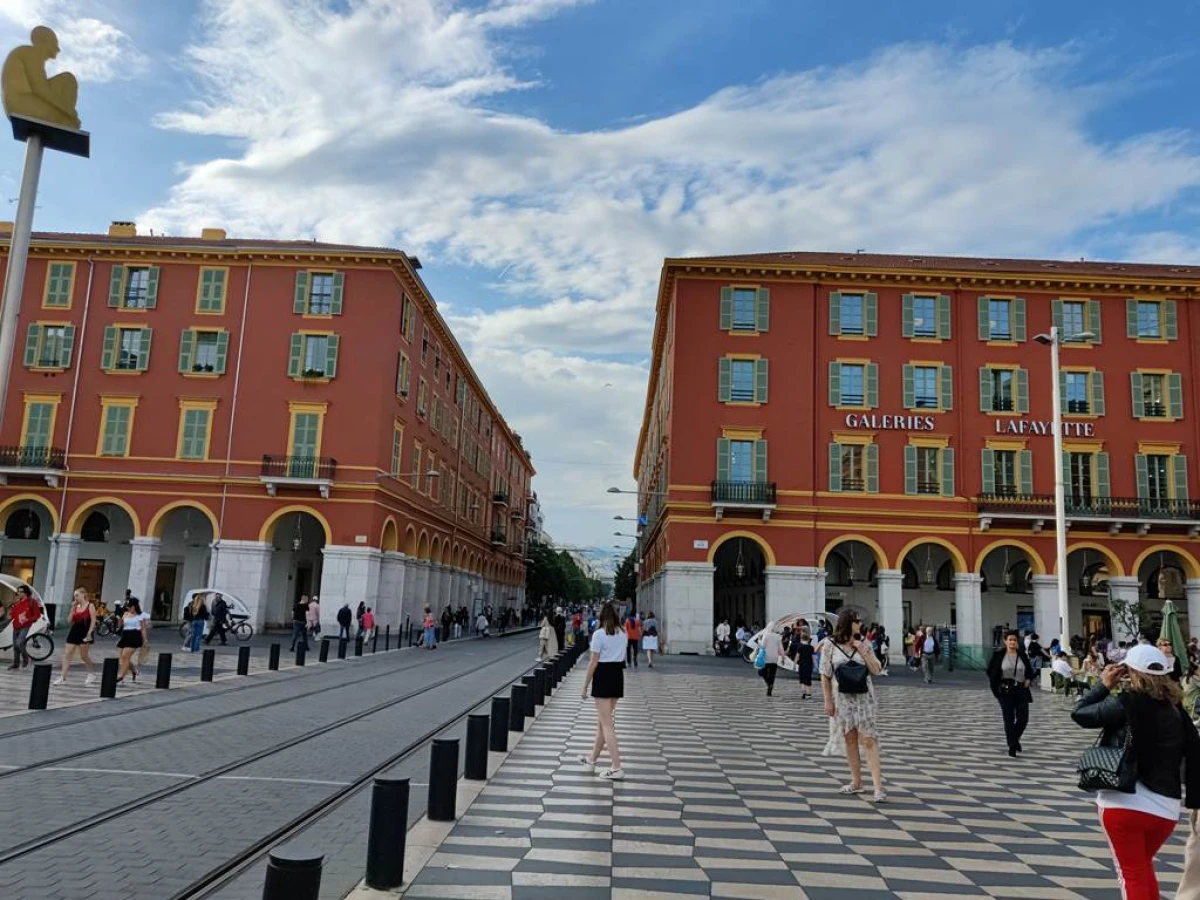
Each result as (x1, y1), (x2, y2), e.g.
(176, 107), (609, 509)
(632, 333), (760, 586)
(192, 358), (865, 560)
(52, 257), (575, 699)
(1072, 644), (1200, 899)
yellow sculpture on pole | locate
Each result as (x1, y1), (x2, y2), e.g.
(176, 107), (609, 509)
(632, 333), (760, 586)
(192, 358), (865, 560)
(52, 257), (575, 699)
(2, 26), (81, 131)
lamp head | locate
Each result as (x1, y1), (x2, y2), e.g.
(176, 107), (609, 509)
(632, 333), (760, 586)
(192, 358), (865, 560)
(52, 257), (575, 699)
(606, 487), (620, 494)
(1033, 333), (1052, 346)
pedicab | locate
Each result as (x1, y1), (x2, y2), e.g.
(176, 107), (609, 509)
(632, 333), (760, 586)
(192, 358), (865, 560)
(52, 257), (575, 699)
(176, 589), (255, 641)
(0, 573), (53, 661)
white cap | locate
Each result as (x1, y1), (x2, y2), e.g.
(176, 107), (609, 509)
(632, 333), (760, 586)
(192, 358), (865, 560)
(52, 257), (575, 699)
(1124, 643), (1170, 675)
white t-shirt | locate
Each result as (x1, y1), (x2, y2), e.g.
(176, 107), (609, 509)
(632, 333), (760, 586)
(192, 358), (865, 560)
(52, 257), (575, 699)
(923, 636), (935, 654)
(1052, 658), (1075, 679)
(1097, 781), (1181, 822)
(716, 623), (730, 640)
(590, 628), (628, 663)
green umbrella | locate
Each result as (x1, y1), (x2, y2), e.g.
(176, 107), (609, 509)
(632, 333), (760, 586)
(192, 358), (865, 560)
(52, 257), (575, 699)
(1160, 599), (1188, 667)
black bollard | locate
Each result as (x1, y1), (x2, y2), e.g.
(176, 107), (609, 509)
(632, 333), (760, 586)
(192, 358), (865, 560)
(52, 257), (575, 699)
(237, 645), (250, 676)
(201, 648), (216, 682)
(28, 663), (50, 710)
(365, 777), (409, 889)
(533, 667), (546, 706)
(100, 656), (118, 698)
(384, 624), (390, 651)
(262, 845), (323, 900)
(295, 644), (306, 667)
(155, 653), (172, 689)
(466, 713), (489, 780)
(268, 642), (281, 670)
(319, 639), (330, 663)
(427, 738), (459, 822)
(372, 628), (378, 654)
(521, 674), (536, 717)
(509, 683), (526, 732)
(542, 664), (555, 697)
(489, 696), (509, 752)
(354, 636), (363, 657)
(337, 638), (347, 660)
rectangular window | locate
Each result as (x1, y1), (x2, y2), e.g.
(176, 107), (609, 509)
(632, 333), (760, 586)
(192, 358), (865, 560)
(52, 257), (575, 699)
(391, 425), (404, 476)
(731, 288), (757, 331)
(728, 440), (754, 482)
(177, 406), (212, 460)
(302, 335), (329, 376)
(1065, 372), (1090, 414)
(840, 364), (865, 406)
(912, 296), (937, 338)
(37, 326), (66, 368)
(118, 328), (143, 370)
(193, 332), (220, 372)
(124, 267), (152, 309)
(988, 298), (1012, 340)
(1069, 454), (1094, 508)
(1062, 301), (1085, 338)
(992, 369), (1014, 412)
(916, 446), (940, 495)
(994, 449), (1018, 495)
(20, 400), (55, 448)
(730, 359), (755, 402)
(839, 294), (865, 335)
(44, 262), (74, 308)
(1137, 301), (1161, 339)
(421, 326), (430, 365)
(417, 378), (428, 417)
(307, 273), (335, 315)
(840, 445), (865, 492)
(1146, 454), (1171, 504)
(913, 366), (938, 409)
(99, 400), (136, 457)
(1143, 374), (1167, 418)
(412, 444), (423, 489)
(196, 268), (227, 313)
(401, 295), (415, 340)
(288, 411), (321, 478)
(396, 352), (411, 396)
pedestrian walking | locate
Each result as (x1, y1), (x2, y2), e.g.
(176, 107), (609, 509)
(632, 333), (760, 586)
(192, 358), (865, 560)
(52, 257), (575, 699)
(820, 609), (886, 802)
(115, 598), (146, 683)
(624, 613), (642, 669)
(1072, 644), (1200, 899)
(133, 596), (153, 668)
(791, 628), (814, 699)
(537, 614), (557, 660)
(641, 611), (659, 667)
(914, 627), (939, 683)
(360, 607), (375, 641)
(578, 602), (627, 781)
(56, 587), (97, 685)
(757, 625), (784, 696)
(183, 593), (208, 653)
(337, 603), (353, 640)
(7, 584), (40, 670)
(290, 594), (309, 652)
(987, 630), (1034, 757)
(306, 596), (321, 640)
(476, 611), (489, 637)
(422, 606), (437, 649)
(205, 592), (229, 645)
(357, 600), (366, 632)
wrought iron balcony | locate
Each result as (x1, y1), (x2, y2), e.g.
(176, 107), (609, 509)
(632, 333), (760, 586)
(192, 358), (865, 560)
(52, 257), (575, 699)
(975, 493), (1200, 535)
(0, 445), (66, 487)
(916, 481), (941, 495)
(260, 455), (337, 499)
(491, 490), (509, 507)
(711, 480), (777, 522)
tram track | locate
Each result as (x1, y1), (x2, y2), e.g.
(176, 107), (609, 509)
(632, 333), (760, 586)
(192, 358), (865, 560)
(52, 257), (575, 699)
(0, 641), (537, 869)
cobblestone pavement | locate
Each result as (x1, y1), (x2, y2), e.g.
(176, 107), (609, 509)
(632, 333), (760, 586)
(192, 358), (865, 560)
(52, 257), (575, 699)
(400, 656), (1187, 900)
(0, 632), (541, 900)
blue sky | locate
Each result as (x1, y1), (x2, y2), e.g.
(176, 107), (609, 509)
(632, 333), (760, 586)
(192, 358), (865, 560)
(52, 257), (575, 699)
(5, 0), (1200, 567)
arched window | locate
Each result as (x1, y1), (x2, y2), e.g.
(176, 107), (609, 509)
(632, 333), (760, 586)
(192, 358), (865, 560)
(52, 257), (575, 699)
(1006, 560), (1032, 594)
(81, 511), (110, 543)
(4, 509), (39, 541)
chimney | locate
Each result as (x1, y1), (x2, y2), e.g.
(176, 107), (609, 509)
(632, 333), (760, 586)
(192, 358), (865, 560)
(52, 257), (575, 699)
(200, 228), (227, 241)
(0, 222), (12, 234)
(108, 221), (137, 238)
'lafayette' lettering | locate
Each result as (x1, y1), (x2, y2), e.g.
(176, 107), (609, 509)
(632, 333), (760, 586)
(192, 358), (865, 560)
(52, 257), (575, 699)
(994, 419), (1096, 437)
(842, 412), (1097, 438)
(844, 413), (936, 431)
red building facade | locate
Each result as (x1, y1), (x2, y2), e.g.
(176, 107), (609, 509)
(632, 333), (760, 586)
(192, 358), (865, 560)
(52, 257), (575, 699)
(0, 222), (534, 628)
(636, 251), (1200, 661)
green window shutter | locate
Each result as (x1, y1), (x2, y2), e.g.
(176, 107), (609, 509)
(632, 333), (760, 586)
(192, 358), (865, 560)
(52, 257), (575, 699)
(1169, 373), (1184, 419)
(754, 440), (768, 481)
(904, 445), (917, 495)
(1174, 455), (1189, 501)
(178, 329), (195, 372)
(22, 324), (39, 367)
(293, 272), (309, 314)
(1052, 299), (1064, 333)
(865, 443), (879, 493)
(902, 364), (915, 409)
(937, 294), (951, 340)
(940, 364), (953, 411)
(719, 286), (732, 330)
(1131, 372), (1145, 418)
(717, 357), (731, 402)
(330, 272), (345, 315)
(59, 324), (75, 368)
(1126, 299), (1138, 338)
(1096, 452), (1111, 499)
(1165, 300), (1178, 340)
(137, 328), (153, 371)
(940, 447), (955, 497)
(828, 292), (841, 335)
(866, 363), (878, 408)
(976, 297), (989, 341)
(1091, 371), (1105, 416)
(214, 331), (230, 374)
(325, 334), (340, 379)
(828, 362), (841, 406)
(100, 325), (117, 371)
(903, 294), (915, 339)
(1059, 371), (1068, 406)
(716, 438), (731, 482)
(24, 403), (51, 448)
(144, 266), (160, 309)
(865, 292), (877, 337)
(1019, 449), (1033, 494)
(287, 333), (303, 377)
(755, 358), (769, 403)
(107, 265), (124, 307)
(828, 444), (842, 492)
(1016, 369), (1029, 414)
(756, 288), (770, 332)
(1088, 300), (1102, 343)
(1135, 454), (1150, 500)
(1013, 298), (1027, 342)
(980, 448), (995, 494)
(978, 367), (993, 412)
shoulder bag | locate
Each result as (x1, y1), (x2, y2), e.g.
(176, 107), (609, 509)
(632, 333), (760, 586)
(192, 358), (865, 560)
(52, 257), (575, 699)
(1077, 724), (1136, 793)
(834, 644), (869, 695)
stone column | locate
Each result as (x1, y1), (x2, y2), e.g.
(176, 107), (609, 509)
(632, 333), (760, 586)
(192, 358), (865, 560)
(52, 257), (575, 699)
(427, 564), (445, 619)
(127, 537), (161, 610)
(376, 551), (406, 629)
(320, 545), (382, 633)
(439, 565), (453, 613)
(765, 566), (825, 623)
(45, 533), (81, 608)
(1106, 576), (1143, 645)
(876, 569), (904, 650)
(659, 561), (714, 655)
(209, 540), (273, 629)
(1188, 580), (1200, 643)
(953, 573), (985, 668)
(1031, 574), (1060, 643)
(410, 560), (431, 619)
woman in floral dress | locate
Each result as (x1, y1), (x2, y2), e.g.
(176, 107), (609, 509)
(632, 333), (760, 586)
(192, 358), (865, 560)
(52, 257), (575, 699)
(819, 608), (886, 802)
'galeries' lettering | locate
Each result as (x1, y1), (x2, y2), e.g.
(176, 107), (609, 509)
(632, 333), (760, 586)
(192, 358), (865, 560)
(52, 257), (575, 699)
(843, 413), (936, 431)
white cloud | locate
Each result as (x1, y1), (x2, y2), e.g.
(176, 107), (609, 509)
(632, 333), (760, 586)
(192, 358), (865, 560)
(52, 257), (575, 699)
(0, 0), (144, 83)
(138, 1), (1200, 547)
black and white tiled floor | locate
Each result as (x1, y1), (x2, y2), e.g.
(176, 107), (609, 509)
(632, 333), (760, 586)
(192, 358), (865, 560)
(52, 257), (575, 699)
(402, 659), (1187, 899)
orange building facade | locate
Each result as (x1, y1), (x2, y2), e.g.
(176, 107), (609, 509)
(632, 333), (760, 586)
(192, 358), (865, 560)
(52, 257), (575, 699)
(0, 223), (534, 629)
(636, 251), (1200, 662)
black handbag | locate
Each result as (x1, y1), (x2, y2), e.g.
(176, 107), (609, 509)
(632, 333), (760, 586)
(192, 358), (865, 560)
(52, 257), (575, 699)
(834, 645), (869, 695)
(1077, 726), (1136, 793)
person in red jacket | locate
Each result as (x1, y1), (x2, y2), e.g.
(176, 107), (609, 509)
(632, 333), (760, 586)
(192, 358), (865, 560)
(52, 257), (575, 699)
(9, 585), (40, 669)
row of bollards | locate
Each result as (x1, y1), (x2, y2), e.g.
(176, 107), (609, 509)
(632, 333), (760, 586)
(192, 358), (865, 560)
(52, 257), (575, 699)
(264, 637), (589, 898)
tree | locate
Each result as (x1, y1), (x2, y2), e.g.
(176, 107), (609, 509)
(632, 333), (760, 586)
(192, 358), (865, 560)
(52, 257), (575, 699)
(614, 550), (637, 605)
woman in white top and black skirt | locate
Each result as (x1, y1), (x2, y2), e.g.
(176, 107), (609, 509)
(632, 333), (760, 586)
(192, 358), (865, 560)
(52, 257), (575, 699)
(579, 602), (628, 781)
(116, 598), (146, 683)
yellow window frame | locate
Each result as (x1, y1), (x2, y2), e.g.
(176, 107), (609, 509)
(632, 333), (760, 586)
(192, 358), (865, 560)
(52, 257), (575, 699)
(194, 266), (229, 315)
(833, 357), (873, 411)
(30, 320), (72, 371)
(42, 261), (76, 309)
(907, 359), (949, 413)
(176, 398), (218, 460)
(301, 269), (339, 319)
(20, 392), (62, 447)
(97, 395), (139, 457)
(391, 421), (404, 475)
(412, 442), (424, 491)
(1135, 368), (1178, 422)
(1061, 365), (1100, 420)
(287, 400), (327, 460)
(727, 283), (764, 336)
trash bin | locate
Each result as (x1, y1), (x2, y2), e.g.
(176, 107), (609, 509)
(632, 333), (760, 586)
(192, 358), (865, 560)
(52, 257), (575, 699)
(44, 603), (56, 630)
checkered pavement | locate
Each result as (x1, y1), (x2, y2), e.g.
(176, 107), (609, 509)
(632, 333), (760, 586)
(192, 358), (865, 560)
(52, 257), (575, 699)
(400, 658), (1188, 899)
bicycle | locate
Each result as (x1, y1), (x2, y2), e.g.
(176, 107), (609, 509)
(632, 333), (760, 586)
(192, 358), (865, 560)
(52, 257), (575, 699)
(0, 613), (53, 662)
(177, 614), (254, 642)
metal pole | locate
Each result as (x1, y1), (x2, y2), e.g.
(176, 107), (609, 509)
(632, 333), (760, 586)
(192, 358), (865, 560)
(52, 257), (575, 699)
(0, 134), (44, 430)
(465, 713), (489, 780)
(365, 777), (409, 889)
(1050, 326), (1070, 649)
(155, 652), (172, 689)
(200, 648), (215, 682)
(28, 663), (50, 709)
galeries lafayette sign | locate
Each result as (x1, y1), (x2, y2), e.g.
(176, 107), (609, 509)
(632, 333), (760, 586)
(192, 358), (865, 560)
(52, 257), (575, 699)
(843, 412), (1096, 437)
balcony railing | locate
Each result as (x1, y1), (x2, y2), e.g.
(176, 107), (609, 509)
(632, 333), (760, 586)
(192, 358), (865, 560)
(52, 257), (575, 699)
(490, 529), (507, 545)
(976, 493), (1200, 522)
(260, 454), (337, 498)
(916, 481), (941, 495)
(1143, 402), (1167, 418)
(992, 397), (1015, 412)
(491, 490), (509, 506)
(711, 481), (777, 505)
(1066, 399), (1090, 415)
(0, 445), (66, 487)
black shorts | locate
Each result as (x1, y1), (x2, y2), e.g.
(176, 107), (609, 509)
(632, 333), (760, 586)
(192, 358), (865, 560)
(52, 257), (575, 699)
(592, 662), (624, 699)
(117, 631), (143, 649)
(66, 620), (91, 645)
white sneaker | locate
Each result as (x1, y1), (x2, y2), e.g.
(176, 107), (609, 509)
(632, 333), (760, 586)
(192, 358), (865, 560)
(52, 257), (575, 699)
(85, 674), (96, 686)
(599, 768), (625, 781)
(53, 676), (64, 685)
(181, 644), (190, 650)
